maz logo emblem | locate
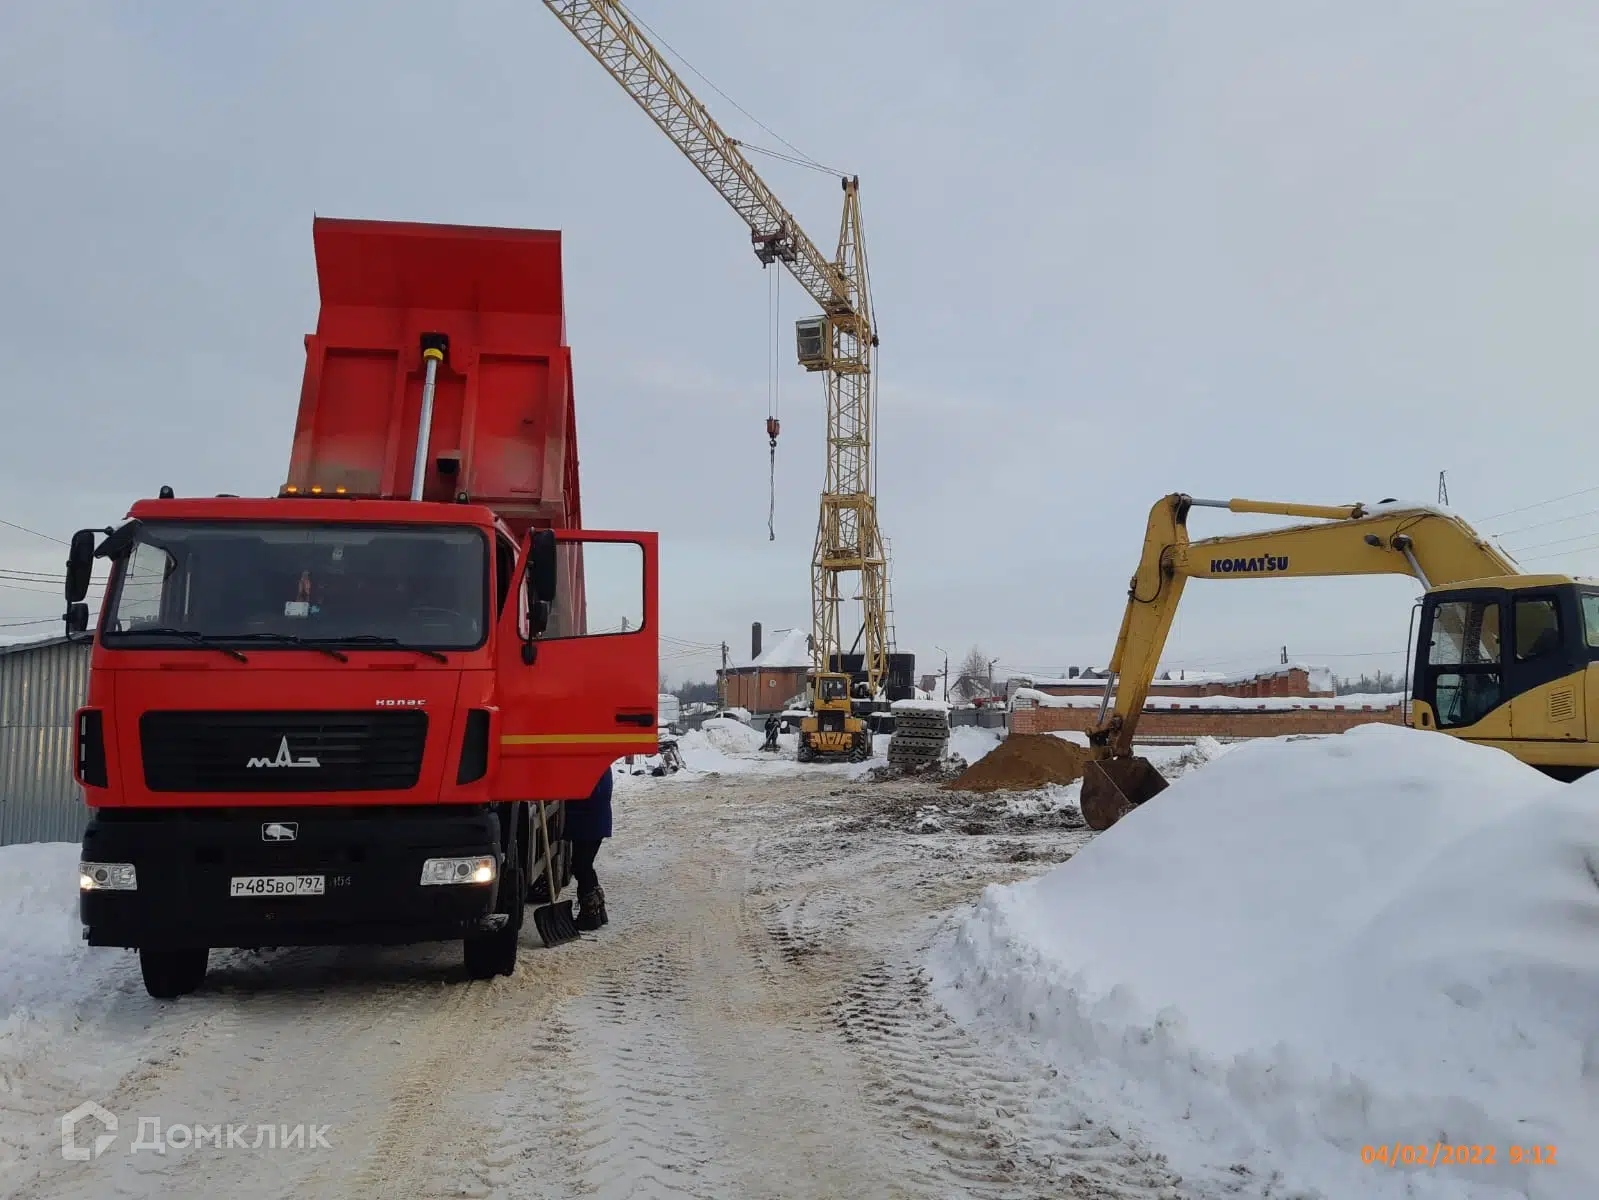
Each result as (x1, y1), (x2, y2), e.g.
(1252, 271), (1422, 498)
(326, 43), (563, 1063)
(262, 822), (299, 842)
(247, 737), (321, 770)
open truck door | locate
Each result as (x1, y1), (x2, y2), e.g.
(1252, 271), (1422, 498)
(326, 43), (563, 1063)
(497, 529), (660, 799)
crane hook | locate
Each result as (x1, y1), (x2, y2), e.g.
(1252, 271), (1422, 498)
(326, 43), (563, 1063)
(766, 417), (780, 541)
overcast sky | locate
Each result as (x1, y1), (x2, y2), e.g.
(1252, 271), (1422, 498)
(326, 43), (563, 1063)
(4, 1), (1599, 685)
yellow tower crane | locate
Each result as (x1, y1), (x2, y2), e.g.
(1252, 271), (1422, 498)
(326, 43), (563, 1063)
(544, 0), (894, 728)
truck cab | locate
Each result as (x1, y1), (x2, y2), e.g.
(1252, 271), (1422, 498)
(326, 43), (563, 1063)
(69, 218), (660, 997)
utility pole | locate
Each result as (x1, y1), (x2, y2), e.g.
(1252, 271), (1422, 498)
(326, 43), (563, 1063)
(1280, 645), (1288, 665)
(1437, 471), (1449, 506)
(986, 657), (999, 699)
(934, 645), (950, 701)
(718, 641), (729, 707)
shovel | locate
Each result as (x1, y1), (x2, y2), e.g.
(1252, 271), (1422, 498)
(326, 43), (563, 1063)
(530, 800), (579, 947)
(1080, 756), (1169, 831)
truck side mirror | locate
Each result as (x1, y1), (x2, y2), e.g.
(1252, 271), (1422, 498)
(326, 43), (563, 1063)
(520, 530), (558, 663)
(64, 601), (89, 636)
(65, 529), (97, 603)
(529, 529), (557, 605)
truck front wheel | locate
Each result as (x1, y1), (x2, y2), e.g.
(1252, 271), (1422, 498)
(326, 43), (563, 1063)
(139, 948), (208, 999)
(463, 923), (518, 979)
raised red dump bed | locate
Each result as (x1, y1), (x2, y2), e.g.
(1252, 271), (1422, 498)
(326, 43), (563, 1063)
(286, 218), (581, 541)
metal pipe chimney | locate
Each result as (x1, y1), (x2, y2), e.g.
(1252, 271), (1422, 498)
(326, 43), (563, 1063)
(751, 622), (762, 661)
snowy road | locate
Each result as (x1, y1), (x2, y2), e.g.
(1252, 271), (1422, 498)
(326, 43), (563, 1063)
(2, 767), (1192, 1200)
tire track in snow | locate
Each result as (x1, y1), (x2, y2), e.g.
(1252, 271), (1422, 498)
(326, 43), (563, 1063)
(12, 944), (472, 1199)
(743, 786), (1187, 1200)
(829, 958), (1185, 1199)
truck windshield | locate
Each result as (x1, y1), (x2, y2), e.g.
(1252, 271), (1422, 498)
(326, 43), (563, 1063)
(102, 521), (488, 651)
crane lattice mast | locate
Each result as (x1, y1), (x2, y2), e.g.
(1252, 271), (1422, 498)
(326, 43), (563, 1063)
(544, 0), (892, 702)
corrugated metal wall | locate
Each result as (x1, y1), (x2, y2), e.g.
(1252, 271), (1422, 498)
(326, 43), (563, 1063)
(0, 638), (91, 846)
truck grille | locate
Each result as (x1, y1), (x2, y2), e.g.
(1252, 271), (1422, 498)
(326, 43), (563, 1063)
(140, 711), (428, 793)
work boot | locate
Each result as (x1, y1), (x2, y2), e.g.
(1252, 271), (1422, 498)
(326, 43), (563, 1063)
(575, 885), (608, 931)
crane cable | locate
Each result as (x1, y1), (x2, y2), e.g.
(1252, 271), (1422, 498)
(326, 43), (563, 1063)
(766, 266), (781, 541)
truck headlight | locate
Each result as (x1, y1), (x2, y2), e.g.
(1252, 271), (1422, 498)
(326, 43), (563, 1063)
(419, 856), (496, 886)
(79, 862), (138, 891)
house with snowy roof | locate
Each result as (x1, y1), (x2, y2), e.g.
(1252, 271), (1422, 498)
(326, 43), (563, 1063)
(717, 625), (813, 714)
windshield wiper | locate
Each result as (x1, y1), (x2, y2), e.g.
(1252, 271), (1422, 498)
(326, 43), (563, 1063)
(221, 633), (349, 662)
(309, 635), (449, 663)
(113, 627), (249, 663)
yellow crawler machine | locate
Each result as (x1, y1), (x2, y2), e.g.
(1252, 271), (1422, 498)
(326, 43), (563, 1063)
(1081, 493), (1599, 830)
(798, 672), (872, 763)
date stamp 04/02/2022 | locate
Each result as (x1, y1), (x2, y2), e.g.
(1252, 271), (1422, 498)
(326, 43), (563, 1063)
(1362, 1143), (1557, 1168)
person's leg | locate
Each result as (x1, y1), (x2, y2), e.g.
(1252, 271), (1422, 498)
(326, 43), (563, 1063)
(570, 837), (601, 894)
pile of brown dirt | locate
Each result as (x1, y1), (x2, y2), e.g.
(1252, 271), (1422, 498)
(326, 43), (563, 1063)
(945, 734), (1087, 792)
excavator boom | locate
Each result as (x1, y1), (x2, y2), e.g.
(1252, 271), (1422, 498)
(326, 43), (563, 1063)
(1081, 493), (1520, 829)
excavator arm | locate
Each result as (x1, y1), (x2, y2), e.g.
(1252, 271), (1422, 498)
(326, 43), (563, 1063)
(1079, 493), (1517, 829)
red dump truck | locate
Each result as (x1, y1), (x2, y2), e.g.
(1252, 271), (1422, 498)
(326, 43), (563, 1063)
(65, 218), (659, 997)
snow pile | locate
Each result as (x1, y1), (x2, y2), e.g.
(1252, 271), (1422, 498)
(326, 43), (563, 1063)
(945, 726), (1001, 766)
(891, 698), (949, 713)
(933, 726), (1599, 1199)
(0, 843), (149, 1139)
(0, 845), (104, 1032)
(697, 717), (766, 757)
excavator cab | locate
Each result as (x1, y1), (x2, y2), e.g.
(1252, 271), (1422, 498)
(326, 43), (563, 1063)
(798, 672), (871, 763)
(1410, 579), (1593, 772)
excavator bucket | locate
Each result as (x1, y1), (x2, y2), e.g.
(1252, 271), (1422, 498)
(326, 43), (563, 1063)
(1080, 756), (1170, 831)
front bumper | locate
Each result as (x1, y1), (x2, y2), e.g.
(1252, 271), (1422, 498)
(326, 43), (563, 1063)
(80, 805), (503, 950)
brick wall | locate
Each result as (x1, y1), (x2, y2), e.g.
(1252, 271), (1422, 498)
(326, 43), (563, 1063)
(1010, 703), (1405, 738)
(1034, 666), (1332, 701)
(719, 667), (809, 714)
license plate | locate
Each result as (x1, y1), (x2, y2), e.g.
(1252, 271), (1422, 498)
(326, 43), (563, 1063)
(229, 875), (325, 898)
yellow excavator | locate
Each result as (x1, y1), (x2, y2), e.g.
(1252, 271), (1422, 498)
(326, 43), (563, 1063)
(1080, 493), (1599, 830)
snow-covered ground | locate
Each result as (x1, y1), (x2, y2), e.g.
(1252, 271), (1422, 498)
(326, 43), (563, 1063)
(633, 718), (1007, 783)
(7, 723), (1588, 1198)
(933, 724), (1599, 1199)
(1, 763), (1191, 1199)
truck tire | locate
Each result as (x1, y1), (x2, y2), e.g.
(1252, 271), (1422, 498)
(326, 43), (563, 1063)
(139, 948), (208, 999)
(849, 733), (872, 762)
(797, 740), (817, 763)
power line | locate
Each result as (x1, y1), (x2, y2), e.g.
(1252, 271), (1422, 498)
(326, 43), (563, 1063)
(0, 616), (61, 629)
(1502, 527), (1599, 555)
(1518, 538), (1599, 564)
(1493, 504), (1599, 541)
(0, 517), (65, 545)
(1477, 485), (1599, 526)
